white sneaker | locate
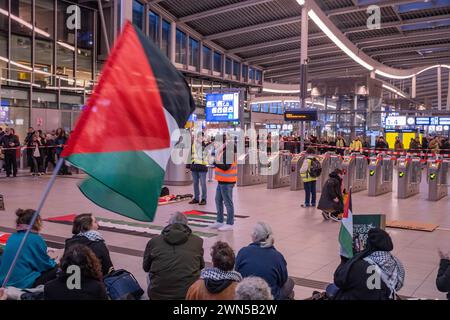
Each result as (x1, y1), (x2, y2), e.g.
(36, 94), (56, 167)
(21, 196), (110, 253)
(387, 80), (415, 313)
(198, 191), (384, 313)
(218, 224), (234, 231)
(209, 222), (224, 229)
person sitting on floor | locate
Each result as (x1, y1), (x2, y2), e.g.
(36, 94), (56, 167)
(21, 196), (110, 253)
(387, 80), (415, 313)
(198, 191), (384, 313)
(65, 213), (114, 276)
(436, 248), (450, 300)
(186, 241), (241, 300)
(235, 222), (294, 300)
(330, 228), (405, 300)
(0, 209), (57, 288)
(235, 276), (274, 300)
(143, 212), (204, 300)
(44, 244), (108, 300)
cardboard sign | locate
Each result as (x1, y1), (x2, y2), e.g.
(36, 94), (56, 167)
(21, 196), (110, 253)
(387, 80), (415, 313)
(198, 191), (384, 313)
(0, 194), (4, 211)
(353, 214), (386, 254)
(386, 220), (438, 232)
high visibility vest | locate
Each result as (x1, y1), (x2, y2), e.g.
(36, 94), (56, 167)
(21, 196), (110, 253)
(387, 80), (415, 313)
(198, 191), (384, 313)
(192, 143), (208, 166)
(214, 150), (237, 183)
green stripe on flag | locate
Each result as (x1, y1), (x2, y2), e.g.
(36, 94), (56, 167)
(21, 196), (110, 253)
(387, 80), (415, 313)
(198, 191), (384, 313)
(69, 151), (165, 222)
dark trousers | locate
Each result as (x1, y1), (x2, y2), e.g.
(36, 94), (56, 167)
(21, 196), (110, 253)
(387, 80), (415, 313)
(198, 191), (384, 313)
(303, 181), (317, 206)
(44, 152), (56, 172)
(57, 153), (68, 174)
(32, 266), (58, 287)
(4, 152), (17, 176)
(27, 150), (34, 172)
(32, 156), (43, 173)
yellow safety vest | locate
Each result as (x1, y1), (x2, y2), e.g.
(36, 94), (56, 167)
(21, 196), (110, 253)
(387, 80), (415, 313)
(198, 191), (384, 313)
(192, 143), (208, 166)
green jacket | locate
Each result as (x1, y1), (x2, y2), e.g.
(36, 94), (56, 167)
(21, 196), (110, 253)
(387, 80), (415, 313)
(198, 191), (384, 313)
(143, 223), (204, 300)
(300, 157), (318, 182)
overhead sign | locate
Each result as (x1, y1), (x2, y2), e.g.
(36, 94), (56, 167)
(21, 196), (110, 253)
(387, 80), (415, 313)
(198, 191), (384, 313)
(385, 116), (406, 126)
(439, 117), (450, 125)
(284, 110), (318, 122)
(205, 92), (240, 122)
(415, 117), (431, 125)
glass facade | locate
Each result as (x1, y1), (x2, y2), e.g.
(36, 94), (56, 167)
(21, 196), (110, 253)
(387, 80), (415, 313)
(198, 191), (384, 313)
(202, 45), (211, 70)
(161, 19), (170, 57)
(189, 37), (199, 67)
(233, 60), (239, 78)
(149, 11), (159, 45)
(132, 0), (144, 30)
(225, 58), (232, 75)
(175, 29), (187, 64)
(213, 52), (222, 72)
(242, 64), (248, 81)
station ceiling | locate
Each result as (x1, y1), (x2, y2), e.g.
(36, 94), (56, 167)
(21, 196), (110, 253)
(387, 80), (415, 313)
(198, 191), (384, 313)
(151, 0), (450, 108)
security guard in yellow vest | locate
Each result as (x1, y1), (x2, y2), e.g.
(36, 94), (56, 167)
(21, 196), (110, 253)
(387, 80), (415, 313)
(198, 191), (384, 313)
(300, 147), (318, 208)
(210, 140), (237, 232)
(189, 133), (209, 205)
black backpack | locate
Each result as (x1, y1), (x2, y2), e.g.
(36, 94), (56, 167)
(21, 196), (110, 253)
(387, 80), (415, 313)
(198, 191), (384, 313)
(308, 157), (322, 178)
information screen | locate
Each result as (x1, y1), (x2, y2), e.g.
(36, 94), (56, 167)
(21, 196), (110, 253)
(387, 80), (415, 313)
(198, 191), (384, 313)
(0, 106), (9, 123)
(206, 92), (240, 122)
(284, 110), (317, 121)
(439, 117), (450, 125)
(415, 117), (430, 125)
(385, 116), (406, 126)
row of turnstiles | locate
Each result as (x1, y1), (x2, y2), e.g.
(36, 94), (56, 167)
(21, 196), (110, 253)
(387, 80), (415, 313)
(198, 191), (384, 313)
(237, 150), (449, 201)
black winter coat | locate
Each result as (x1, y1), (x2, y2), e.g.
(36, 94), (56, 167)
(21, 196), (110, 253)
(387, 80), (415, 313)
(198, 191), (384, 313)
(65, 235), (114, 276)
(333, 258), (392, 300)
(317, 172), (343, 212)
(1, 134), (19, 155)
(436, 258), (450, 300)
(143, 223), (204, 300)
(44, 274), (108, 300)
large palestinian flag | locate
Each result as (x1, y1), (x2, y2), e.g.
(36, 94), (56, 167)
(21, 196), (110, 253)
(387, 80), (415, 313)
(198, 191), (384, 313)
(62, 22), (195, 222)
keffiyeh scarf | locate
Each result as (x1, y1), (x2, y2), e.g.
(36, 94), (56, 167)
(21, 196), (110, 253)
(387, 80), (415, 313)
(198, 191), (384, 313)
(201, 267), (242, 283)
(79, 230), (104, 242)
(364, 251), (405, 298)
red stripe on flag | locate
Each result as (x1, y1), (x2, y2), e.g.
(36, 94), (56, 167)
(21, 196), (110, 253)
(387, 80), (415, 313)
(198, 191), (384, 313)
(0, 233), (11, 245)
(62, 22), (170, 157)
(44, 214), (77, 222)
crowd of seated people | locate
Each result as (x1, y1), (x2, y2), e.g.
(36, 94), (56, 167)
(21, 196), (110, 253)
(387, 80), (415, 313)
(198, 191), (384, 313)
(0, 209), (448, 300)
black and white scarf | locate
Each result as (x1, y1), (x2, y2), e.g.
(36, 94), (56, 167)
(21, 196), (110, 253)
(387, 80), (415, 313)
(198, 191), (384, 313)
(79, 230), (104, 242)
(200, 267), (242, 283)
(364, 251), (405, 298)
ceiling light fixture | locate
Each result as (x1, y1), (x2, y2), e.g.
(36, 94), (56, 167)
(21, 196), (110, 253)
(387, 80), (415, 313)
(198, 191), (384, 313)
(308, 9), (374, 71)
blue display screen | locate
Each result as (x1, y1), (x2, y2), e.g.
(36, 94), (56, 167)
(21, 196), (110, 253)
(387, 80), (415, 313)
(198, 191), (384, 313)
(415, 117), (430, 125)
(206, 93), (240, 122)
(0, 106), (9, 123)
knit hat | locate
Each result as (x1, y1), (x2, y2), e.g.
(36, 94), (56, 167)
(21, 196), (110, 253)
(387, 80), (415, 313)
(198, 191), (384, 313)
(366, 228), (393, 252)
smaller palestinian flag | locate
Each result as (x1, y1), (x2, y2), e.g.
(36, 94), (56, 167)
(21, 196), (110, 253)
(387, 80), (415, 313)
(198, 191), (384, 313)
(62, 21), (195, 222)
(339, 190), (353, 258)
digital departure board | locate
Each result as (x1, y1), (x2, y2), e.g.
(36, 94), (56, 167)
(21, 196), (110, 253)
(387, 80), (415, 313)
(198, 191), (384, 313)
(284, 110), (318, 121)
(206, 92), (240, 122)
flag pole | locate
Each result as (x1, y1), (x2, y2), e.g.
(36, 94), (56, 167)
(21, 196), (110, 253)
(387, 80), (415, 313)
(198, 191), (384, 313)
(1, 157), (65, 288)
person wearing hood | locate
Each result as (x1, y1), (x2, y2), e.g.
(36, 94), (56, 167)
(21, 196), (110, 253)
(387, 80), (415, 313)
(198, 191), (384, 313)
(317, 168), (344, 221)
(143, 212), (204, 300)
(186, 241), (241, 300)
(330, 228), (405, 300)
(235, 222), (294, 300)
(44, 244), (108, 300)
(436, 248), (450, 300)
(64, 213), (114, 276)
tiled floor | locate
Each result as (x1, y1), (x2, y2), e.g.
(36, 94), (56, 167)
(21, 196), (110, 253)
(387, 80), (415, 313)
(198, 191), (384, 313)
(0, 170), (449, 300)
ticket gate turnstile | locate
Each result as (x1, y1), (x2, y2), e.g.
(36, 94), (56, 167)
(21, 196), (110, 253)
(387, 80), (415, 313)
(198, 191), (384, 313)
(397, 156), (422, 199)
(318, 152), (343, 191)
(267, 152), (293, 189)
(342, 153), (368, 193)
(427, 159), (448, 201)
(368, 155), (393, 196)
(290, 152), (306, 191)
(237, 149), (268, 186)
